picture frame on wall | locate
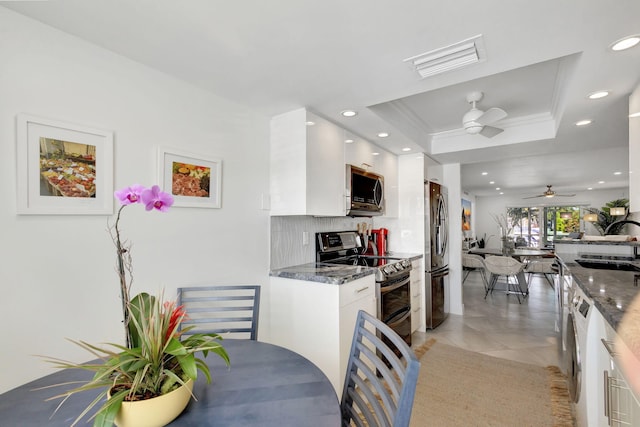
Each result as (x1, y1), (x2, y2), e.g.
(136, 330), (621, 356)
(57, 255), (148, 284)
(462, 198), (472, 232)
(16, 114), (114, 215)
(158, 147), (222, 208)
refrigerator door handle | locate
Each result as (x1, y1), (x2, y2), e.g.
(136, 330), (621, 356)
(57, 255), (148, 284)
(431, 267), (449, 278)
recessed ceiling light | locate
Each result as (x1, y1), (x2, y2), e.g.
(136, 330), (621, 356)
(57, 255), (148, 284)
(575, 119), (592, 126)
(372, 152), (380, 156)
(499, 192), (504, 195)
(489, 181), (495, 184)
(481, 172), (488, 176)
(377, 132), (389, 138)
(610, 35), (640, 51)
(495, 187), (501, 191)
(630, 112), (640, 118)
(588, 91), (609, 99)
(587, 187), (593, 190)
(402, 147), (412, 152)
(341, 110), (357, 117)
(614, 171), (622, 175)
(305, 121), (315, 126)
(598, 181), (605, 184)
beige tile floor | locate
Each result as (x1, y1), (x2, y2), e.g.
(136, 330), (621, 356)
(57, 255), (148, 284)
(412, 269), (564, 369)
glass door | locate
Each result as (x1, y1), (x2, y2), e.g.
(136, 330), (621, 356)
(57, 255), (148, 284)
(543, 206), (581, 246)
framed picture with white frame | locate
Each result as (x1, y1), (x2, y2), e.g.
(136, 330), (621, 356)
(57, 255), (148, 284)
(16, 114), (114, 215)
(157, 147), (222, 208)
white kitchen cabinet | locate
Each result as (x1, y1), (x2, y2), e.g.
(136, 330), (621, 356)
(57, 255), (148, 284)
(269, 275), (376, 394)
(410, 259), (423, 332)
(344, 132), (375, 170)
(270, 108), (346, 216)
(375, 148), (399, 218)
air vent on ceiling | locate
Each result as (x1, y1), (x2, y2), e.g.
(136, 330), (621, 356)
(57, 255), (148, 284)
(404, 34), (485, 78)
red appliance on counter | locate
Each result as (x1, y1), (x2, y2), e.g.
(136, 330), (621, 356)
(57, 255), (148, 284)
(371, 228), (388, 256)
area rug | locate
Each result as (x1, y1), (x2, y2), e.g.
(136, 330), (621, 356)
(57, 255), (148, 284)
(410, 339), (575, 426)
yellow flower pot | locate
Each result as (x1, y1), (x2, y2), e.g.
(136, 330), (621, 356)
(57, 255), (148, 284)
(114, 379), (194, 427)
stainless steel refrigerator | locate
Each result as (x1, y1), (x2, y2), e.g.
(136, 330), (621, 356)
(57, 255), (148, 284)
(424, 181), (449, 329)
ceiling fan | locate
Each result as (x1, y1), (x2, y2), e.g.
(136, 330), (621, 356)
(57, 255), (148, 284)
(462, 91), (507, 138)
(523, 185), (576, 199)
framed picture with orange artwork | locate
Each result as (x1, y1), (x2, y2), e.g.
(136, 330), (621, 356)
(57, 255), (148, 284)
(157, 147), (222, 208)
(462, 198), (472, 232)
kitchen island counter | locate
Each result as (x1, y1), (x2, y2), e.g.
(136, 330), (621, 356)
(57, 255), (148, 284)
(556, 252), (640, 331)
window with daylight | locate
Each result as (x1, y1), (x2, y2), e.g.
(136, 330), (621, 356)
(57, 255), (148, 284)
(506, 205), (584, 248)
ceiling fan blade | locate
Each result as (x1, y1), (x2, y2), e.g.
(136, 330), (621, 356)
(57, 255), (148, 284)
(479, 125), (503, 138)
(522, 194), (545, 199)
(477, 107), (507, 125)
(556, 194), (576, 197)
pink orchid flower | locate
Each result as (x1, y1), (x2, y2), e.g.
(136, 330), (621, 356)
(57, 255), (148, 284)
(114, 184), (146, 205)
(141, 185), (174, 212)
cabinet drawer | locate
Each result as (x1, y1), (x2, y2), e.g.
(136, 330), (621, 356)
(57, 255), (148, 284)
(340, 277), (375, 307)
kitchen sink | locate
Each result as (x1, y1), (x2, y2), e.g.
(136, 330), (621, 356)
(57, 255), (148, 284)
(574, 259), (640, 272)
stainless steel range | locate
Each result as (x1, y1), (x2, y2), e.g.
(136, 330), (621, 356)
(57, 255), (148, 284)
(316, 231), (412, 348)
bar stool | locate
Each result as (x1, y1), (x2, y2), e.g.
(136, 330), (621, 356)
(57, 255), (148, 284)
(484, 255), (528, 303)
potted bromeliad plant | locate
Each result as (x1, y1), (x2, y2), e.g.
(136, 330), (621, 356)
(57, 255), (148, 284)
(41, 185), (230, 427)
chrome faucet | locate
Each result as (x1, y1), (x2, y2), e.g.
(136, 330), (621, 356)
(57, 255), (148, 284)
(604, 219), (640, 235)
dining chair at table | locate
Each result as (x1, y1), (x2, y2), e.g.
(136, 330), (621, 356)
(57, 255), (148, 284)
(484, 256), (528, 304)
(177, 285), (261, 340)
(341, 310), (420, 427)
(462, 253), (489, 292)
(524, 258), (557, 288)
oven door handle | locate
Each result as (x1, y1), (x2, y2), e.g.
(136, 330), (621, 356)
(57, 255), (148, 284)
(385, 306), (411, 326)
(380, 275), (410, 295)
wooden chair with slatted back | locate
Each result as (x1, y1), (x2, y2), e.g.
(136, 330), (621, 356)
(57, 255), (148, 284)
(177, 285), (261, 340)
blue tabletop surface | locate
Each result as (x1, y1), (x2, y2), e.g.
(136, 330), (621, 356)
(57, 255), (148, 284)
(0, 340), (341, 427)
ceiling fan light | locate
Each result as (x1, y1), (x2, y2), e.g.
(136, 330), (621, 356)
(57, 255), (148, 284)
(465, 123), (483, 134)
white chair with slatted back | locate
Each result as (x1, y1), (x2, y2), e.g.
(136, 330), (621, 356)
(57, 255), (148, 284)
(177, 285), (261, 340)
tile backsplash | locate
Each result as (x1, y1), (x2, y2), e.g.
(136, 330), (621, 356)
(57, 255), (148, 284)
(270, 216), (375, 269)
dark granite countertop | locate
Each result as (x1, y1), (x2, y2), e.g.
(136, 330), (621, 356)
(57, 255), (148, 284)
(269, 253), (423, 285)
(556, 251), (640, 331)
(270, 262), (376, 285)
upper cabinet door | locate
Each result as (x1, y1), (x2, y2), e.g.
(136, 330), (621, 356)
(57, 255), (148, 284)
(270, 108), (346, 216)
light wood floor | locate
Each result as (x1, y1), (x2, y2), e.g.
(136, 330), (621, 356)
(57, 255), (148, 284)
(412, 269), (564, 369)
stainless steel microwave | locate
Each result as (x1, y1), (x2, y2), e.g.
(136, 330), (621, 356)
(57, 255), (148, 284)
(346, 164), (384, 216)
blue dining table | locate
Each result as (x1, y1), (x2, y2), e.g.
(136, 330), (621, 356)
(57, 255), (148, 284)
(0, 340), (341, 427)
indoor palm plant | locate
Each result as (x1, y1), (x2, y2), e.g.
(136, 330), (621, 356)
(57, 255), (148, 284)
(41, 185), (230, 427)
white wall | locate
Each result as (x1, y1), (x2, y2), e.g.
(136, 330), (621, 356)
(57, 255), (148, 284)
(0, 8), (270, 392)
(443, 163), (463, 316)
(630, 84), (640, 213)
(474, 187), (630, 248)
